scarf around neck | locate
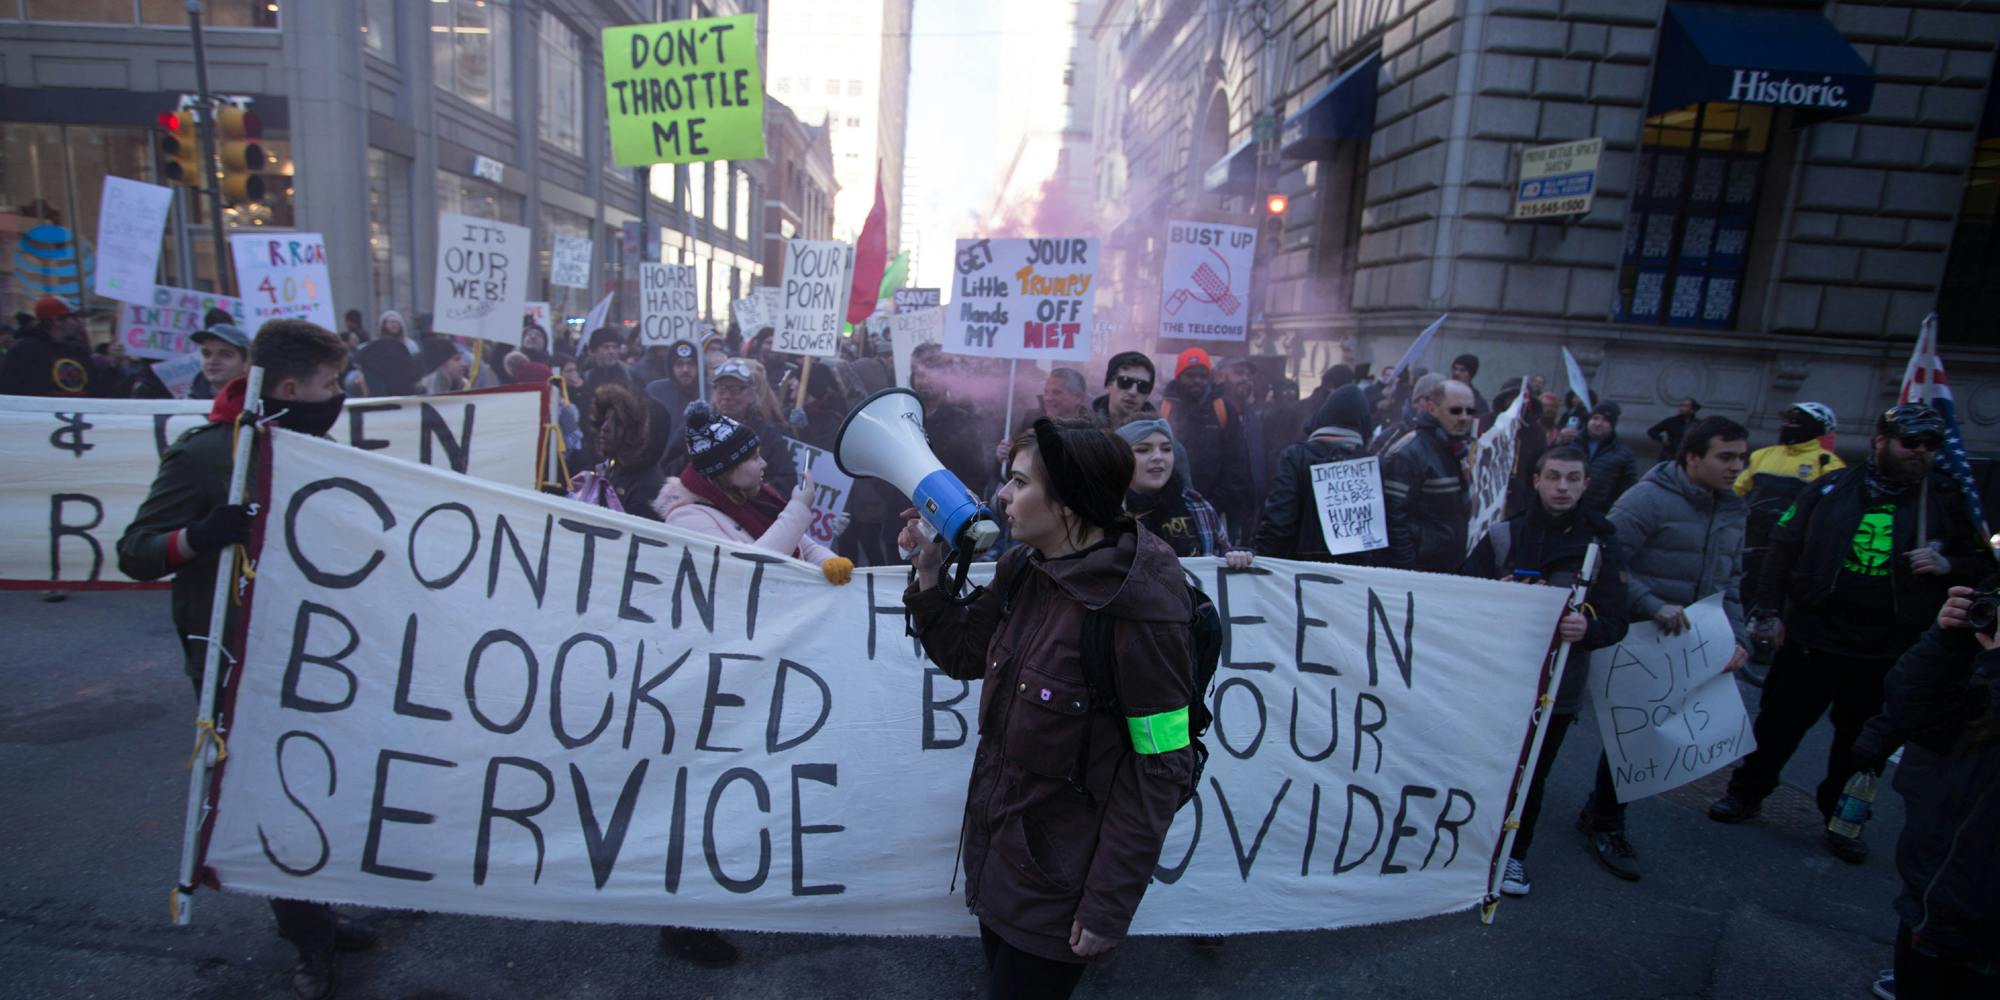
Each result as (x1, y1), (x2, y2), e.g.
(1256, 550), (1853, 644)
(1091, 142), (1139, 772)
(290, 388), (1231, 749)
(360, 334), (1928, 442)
(678, 463), (789, 537)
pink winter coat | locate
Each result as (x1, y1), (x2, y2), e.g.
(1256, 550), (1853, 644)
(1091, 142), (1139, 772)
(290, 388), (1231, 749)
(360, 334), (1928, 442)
(651, 477), (838, 564)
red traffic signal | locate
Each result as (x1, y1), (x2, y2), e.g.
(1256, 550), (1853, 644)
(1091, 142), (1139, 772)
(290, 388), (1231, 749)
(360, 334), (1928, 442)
(157, 111), (183, 132)
(1265, 193), (1289, 216)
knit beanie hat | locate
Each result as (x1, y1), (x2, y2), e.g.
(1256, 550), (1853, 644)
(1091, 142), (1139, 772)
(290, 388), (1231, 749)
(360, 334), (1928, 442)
(1589, 399), (1622, 427)
(420, 338), (460, 374)
(683, 400), (761, 478)
(1114, 417), (1190, 491)
(1452, 353), (1480, 378)
(1308, 383), (1373, 436)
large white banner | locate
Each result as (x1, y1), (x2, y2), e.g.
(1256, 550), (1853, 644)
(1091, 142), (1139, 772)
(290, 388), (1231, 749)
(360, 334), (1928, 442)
(193, 431), (1570, 937)
(1589, 592), (1755, 803)
(433, 214), (532, 346)
(1159, 221), (1254, 342)
(230, 232), (337, 331)
(949, 238), (1096, 362)
(1464, 387), (1527, 557)
(95, 176), (174, 302)
(0, 387), (547, 589)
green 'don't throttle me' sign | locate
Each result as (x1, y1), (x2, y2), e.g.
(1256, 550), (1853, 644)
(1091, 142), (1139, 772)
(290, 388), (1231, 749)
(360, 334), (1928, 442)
(602, 13), (764, 167)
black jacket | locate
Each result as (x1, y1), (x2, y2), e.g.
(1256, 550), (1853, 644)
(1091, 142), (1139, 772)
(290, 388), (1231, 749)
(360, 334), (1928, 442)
(1645, 414), (1692, 463)
(1252, 430), (1373, 563)
(1379, 413), (1470, 572)
(1579, 434), (1640, 515)
(1753, 465), (1995, 635)
(0, 327), (103, 397)
(355, 337), (423, 398)
(1160, 385), (1250, 517)
(1463, 507), (1630, 712)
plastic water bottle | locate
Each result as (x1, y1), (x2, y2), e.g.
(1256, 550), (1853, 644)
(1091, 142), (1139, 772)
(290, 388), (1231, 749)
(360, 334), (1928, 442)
(1827, 771), (1877, 839)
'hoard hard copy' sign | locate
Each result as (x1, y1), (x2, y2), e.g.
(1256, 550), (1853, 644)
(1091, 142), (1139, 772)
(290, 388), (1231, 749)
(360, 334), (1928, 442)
(949, 238), (1097, 362)
(602, 14), (764, 167)
(194, 430), (1570, 936)
(639, 263), (701, 347)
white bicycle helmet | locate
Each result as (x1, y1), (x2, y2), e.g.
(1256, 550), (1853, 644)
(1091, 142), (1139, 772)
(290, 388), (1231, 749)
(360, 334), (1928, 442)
(1790, 401), (1836, 432)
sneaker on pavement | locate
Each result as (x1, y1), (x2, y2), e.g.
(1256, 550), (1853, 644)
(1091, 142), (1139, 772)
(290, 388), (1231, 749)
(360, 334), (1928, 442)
(290, 949), (335, 1000)
(1870, 969), (1895, 1000)
(1823, 830), (1869, 865)
(659, 926), (739, 968)
(1585, 827), (1642, 881)
(1708, 793), (1763, 824)
(1500, 857), (1531, 896)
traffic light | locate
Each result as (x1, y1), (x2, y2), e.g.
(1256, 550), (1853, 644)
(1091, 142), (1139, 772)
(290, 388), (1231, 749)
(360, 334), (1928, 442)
(156, 111), (201, 187)
(215, 104), (266, 204)
(1264, 192), (1289, 216)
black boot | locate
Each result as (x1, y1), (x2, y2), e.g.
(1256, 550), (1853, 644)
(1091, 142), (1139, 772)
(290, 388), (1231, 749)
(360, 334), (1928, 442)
(290, 949), (335, 1000)
(1708, 793), (1763, 824)
(332, 913), (378, 953)
(659, 926), (739, 968)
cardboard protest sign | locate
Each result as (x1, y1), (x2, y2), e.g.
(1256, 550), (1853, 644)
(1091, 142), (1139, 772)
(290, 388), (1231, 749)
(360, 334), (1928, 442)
(948, 238), (1096, 362)
(1588, 593), (1755, 803)
(1160, 221), (1255, 341)
(525, 302), (551, 334)
(602, 13), (764, 167)
(94, 176), (173, 301)
(639, 263), (701, 346)
(195, 428), (1570, 935)
(1464, 387), (1527, 557)
(779, 240), (851, 357)
(0, 386), (547, 589)
(891, 287), (940, 314)
(432, 214), (532, 346)
(783, 436), (855, 545)
(1310, 457), (1389, 556)
(584, 292), (616, 336)
(151, 353), (203, 399)
(229, 232), (337, 330)
(889, 307), (944, 389)
(550, 236), (593, 289)
(115, 285), (245, 360)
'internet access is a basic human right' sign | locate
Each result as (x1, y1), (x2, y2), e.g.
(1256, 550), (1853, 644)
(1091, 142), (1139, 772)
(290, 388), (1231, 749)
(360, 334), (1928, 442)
(602, 14), (764, 167)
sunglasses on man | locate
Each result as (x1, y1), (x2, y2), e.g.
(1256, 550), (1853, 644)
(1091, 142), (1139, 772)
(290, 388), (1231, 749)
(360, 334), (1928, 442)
(1445, 406), (1477, 416)
(1114, 375), (1154, 395)
(1899, 433), (1944, 452)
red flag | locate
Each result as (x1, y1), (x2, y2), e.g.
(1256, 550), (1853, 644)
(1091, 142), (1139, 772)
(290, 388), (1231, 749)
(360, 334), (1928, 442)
(847, 170), (888, 324)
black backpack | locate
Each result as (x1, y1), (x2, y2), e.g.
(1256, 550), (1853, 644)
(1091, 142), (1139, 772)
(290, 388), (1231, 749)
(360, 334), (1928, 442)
(1081, 582), (1223, 810)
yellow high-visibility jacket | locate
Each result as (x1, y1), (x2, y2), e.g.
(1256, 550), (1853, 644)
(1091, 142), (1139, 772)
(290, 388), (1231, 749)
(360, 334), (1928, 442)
(1734, 440), (1845, 496)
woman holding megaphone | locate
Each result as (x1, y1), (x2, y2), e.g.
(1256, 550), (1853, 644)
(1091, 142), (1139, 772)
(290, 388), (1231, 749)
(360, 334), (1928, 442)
(902, 418), (1196, 999)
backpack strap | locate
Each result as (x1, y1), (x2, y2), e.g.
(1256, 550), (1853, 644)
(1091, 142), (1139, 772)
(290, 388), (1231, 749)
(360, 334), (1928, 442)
(1212, 397), (1229, 431)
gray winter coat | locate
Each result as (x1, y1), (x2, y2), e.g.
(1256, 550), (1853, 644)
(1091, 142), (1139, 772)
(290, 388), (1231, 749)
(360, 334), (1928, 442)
(1607, 461), (1750, 645)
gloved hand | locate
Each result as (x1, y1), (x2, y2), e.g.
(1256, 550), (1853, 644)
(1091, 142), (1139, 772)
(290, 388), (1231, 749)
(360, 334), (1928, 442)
(185, 502), (259, 553)
(789, 407), (809, 434)
(820, 557), (854, 586)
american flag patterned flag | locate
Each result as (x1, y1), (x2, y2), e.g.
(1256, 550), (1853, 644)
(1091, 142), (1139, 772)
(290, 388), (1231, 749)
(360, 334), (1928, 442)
(1899, 312), (1986, 531)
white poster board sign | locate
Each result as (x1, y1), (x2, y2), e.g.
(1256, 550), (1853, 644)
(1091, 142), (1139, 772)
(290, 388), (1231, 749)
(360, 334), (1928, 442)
(1310, 456), (1389, 556)
(889, 307), (945, 389)
(524, 301), (551, 334)
(197, 429), (1573, 936)
(432, 213), (532, 346)
(151, 353), (204, 399)
(948, 237), (1096, 362)
(1588, 592), (1755, 803)
(891, 287), (940, 314)
(94, 175), (174, 301)
(115, 285), (245, 360)
(550, 235), (593, 290)
(229, 232), (337, 330)
(584, 293), (616, 336)
(639, 263), (701, 346)
(1160, 221), (1255, 342)
(0, 387), (547, 588)
(1563, 347), (1592, 410)
(779, 240), (851, 357)
(784, 436), (856, 545)
(1464, 386), (1527, 557)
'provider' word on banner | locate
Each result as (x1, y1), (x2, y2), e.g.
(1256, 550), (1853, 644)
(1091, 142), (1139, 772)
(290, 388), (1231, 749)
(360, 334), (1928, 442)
(194, 428), (1571, 936)
(950, 237), (1097, 362)
(230, 233), (337, 330)
(1311, 457), (1388, 556)
(433, 214), (532, 346)
(1464, 387), (1527, 557)
(550, 236), (594, 290)
(0, 387), (548, 589)
(602, 13), (763, 167)
(95, 176), (174, 302)
(778, 240), (851, 358)
(783, 436), (855, 545)
(1160, 221), (1255, 342)
(640, 263), (701, 346)
(1588, 592), (1755, 803)
(117, 285), (245, 360)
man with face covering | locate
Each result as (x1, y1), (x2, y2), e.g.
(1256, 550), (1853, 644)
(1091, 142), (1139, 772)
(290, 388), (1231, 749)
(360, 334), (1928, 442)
(1736, 402), (1846, 603)
(116, 320), (373, 1000)
(1711, 404), (1996, 864)
(1378, 378), (1477, 571)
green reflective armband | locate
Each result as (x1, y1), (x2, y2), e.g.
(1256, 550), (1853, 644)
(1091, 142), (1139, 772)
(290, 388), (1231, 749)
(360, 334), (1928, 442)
(1126, 706), (1191, 755)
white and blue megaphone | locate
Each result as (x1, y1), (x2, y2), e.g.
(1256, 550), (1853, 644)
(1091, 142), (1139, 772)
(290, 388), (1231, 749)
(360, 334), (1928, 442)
(835, 387), (1001, 555)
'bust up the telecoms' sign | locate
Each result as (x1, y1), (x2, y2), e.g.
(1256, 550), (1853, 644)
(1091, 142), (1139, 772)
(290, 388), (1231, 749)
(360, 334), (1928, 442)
(1510, 138), (1602, 221)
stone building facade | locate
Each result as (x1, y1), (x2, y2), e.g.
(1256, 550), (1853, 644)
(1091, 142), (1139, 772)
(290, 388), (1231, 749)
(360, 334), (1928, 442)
(1091, 0), (2000, 452)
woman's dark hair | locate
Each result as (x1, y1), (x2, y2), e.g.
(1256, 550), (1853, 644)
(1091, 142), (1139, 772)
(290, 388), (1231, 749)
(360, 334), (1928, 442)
(1679, 415), (1749, 464)
(591, 383), (650, 467)
(1007, 418), (1135, 541)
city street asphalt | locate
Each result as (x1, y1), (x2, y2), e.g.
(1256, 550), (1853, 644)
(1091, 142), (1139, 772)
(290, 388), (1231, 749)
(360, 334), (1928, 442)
(1, 589), (1907, 999)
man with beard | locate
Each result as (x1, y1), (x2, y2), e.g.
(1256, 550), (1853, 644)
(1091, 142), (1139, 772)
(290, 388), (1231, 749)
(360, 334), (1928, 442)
(1379, 379), (1477, 571)
(644, 340), (703, 425)
(1710, 404), (1995, 863)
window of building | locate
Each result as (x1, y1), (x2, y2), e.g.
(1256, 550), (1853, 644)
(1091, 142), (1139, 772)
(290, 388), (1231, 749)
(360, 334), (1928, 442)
(433, 0), (513, 118)
(360, 0), (395, 57)
(689, 162), (707, 220)
(847, 79), (863, 97)
(734, 170), (751, 241)
(539, 12), (584, 157)
(436, 168), (523, 225)
(1617, 102), (1772, 329)
(1937, 136), (2000, 345)
(14, 1), (277, 26)
(825, 78), (841, 96)
(366, 149), (414, 319)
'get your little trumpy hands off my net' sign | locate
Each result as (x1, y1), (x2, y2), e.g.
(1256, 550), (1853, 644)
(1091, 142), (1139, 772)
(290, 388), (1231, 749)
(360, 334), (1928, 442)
(602, 14), (764, 167)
